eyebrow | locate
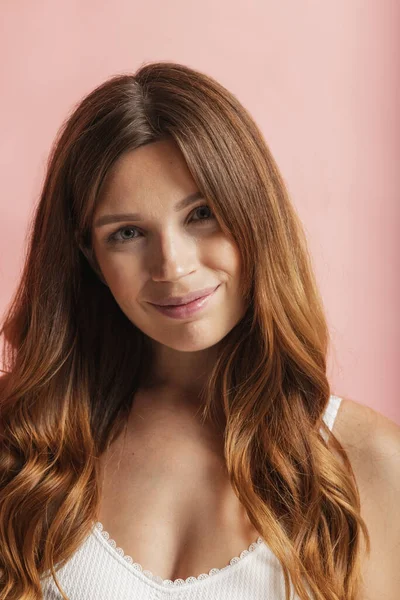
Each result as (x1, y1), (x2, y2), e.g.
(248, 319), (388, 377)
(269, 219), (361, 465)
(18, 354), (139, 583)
(94, 191), (204, 228)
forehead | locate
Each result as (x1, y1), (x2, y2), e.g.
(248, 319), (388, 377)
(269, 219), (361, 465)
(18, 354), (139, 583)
(98, 139), (194, 203)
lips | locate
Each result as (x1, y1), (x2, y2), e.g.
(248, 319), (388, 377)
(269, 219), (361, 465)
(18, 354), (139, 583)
(150, 285), (220, 319)
(150, 285), (219, 307)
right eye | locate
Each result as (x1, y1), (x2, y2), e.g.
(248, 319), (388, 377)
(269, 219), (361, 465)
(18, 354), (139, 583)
(106, 226), (141, 245)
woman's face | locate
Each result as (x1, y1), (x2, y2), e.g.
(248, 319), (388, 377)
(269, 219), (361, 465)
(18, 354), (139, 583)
(91, 138), (247, 353)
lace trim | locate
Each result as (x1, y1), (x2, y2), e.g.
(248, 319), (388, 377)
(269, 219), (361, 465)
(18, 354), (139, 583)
(94, 521), (264, 587)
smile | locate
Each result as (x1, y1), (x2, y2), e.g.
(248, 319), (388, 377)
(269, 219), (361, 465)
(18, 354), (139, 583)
(151, 285), (220, 319)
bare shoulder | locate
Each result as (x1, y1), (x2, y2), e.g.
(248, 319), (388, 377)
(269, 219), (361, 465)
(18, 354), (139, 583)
(333, 396), (400, 458)
(333, 397), (400, 487)
(333, 397), (400, 599)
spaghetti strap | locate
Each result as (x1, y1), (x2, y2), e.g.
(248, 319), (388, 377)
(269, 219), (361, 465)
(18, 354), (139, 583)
(323, 395), (343, 431)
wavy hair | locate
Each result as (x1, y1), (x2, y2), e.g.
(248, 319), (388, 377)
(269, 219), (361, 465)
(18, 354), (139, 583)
(0, 62), (369, 599)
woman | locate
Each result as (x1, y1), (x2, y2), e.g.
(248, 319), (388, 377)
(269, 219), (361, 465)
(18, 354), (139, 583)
(0, 62), (398, 600)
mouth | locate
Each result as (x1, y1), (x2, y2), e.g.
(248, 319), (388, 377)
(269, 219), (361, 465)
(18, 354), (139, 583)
(150, 285), (220, 319)
(151, 285), (220, 307)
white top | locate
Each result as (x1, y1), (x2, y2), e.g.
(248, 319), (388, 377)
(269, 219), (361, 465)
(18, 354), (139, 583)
(40, 395), (343, 599)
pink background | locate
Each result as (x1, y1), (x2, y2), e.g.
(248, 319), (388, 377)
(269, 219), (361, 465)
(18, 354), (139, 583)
(1, 1), (399, 424)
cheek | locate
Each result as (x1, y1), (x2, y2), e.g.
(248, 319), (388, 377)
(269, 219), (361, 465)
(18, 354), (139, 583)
(97, 252), (143, 298)
(208, 235), (242, 278)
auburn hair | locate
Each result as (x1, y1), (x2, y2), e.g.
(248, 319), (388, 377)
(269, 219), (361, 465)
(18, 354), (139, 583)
(0, 62), (369, 599)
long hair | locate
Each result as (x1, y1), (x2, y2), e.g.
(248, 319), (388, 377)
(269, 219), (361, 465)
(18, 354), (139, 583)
(0, 62), (369, 600)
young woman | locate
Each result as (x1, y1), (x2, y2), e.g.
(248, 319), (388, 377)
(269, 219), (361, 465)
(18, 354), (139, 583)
(0, 62), (398, 600)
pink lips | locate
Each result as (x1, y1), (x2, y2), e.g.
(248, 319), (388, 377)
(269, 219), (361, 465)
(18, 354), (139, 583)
(150, 285), (220, 319)
(150, 285), (219, 307)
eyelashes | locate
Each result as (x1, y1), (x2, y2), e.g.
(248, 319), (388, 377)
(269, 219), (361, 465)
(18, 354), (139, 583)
(106, 205), (216, 245)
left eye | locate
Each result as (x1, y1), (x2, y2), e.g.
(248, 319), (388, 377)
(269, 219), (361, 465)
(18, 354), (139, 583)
(190, 205), (215, 223)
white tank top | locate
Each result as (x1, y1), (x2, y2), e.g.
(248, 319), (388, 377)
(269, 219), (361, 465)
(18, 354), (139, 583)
(40, 395), (343, 599)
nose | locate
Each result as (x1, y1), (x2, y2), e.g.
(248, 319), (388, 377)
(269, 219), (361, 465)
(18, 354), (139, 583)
(148, 230), (197, 282)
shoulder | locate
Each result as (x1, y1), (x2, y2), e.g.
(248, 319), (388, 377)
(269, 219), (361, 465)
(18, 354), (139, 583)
(333, 396), (400, 479)
(333, 397), (400, 599)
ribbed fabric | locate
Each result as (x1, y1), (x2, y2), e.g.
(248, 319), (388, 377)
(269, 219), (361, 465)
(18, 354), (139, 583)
(40, 395), (343, 600)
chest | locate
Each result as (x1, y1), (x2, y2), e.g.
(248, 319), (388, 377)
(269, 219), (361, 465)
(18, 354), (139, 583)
(96, 409), (261, 583)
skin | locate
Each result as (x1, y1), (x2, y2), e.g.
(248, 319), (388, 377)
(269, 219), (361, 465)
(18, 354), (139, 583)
(333, 397), (400, 599)
(91, 138), (247, 400)
(89, 138), (400, 594)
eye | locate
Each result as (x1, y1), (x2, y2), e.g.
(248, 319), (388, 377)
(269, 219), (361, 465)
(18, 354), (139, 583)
(106, 205), (215, 245)
(106, 226), (141, 244)
(189, 205), (215, 224)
